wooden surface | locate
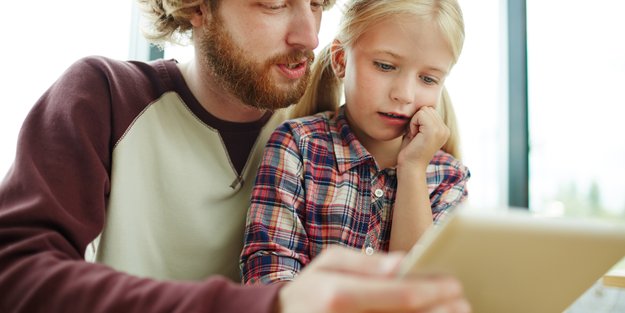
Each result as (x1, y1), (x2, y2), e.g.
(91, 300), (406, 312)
(565, 279), (625, 312)
(603, 269), (625, 288)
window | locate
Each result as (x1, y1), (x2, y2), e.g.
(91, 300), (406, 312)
(527, 0), (625, 219)
(0, 0), (135, 177)
(448, 0), (507, 211)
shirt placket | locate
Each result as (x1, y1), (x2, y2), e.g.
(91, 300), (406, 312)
(363, 169), (391, 255)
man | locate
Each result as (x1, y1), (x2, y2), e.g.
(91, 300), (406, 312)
(0, 0), (471, 312)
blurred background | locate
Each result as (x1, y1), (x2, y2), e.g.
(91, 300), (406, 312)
(1, 0), (624, 222)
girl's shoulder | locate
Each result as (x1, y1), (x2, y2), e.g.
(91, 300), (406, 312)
(277, 110), (336, 138)
(431, 150), (470, 174)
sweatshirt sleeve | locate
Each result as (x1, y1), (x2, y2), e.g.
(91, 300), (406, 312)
(0, 56), (281, 313)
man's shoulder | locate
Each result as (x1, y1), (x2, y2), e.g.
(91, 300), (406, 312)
(60, 56), (180, 104)
(68, 56), (135, 72)
(67, 56), (170, 78)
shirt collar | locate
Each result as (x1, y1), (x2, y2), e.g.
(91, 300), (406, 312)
(330, 106), (376, 174)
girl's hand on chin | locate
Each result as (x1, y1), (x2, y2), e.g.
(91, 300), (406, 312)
(398, 106), (450, 170)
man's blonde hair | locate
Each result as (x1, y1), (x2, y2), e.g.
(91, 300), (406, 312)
(136, 0), (337, 47)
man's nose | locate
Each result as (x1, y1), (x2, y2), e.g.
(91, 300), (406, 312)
(286, 7), (321, 51)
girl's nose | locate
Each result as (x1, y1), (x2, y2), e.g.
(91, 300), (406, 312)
(390, 77), (416, 106)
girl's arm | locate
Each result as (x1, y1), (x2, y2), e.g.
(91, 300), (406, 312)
(390, 164), (434, 251)
(390, 107), (450, 251)
(240, 123), (310, 285)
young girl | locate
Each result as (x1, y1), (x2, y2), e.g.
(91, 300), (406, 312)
(240, 0), (470, 285)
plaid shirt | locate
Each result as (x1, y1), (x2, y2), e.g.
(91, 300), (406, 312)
(240, 106), (470, 285)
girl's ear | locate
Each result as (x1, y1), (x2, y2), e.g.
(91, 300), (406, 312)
(330, 39), (346, 78)
(189, 2), (210, 28)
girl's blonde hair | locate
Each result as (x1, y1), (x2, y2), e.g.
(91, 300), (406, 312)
(292, 0), (465, 159)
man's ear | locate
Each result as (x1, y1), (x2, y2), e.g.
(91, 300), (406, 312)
(330, 39), (346, 78)
(189, 2), (210, 28)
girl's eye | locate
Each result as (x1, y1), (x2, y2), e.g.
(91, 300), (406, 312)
(374, 61), (396, 71)
(421, 75), (439, 85)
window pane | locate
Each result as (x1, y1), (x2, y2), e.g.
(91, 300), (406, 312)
(528, 0), (625, 219)
(449, 0), (507, 211)
(0, 1), (133, 177)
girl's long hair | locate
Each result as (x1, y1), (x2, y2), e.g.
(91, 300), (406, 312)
(291, 0), (465, 159)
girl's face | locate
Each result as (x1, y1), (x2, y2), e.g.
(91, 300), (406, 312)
(334, 14), (454, 149)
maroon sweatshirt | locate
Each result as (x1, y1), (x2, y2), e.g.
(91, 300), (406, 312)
(0, 56), (282, 313)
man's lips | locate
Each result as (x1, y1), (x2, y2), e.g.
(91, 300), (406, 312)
(285, 58), (309, 69)
(277, 59), (308, 80)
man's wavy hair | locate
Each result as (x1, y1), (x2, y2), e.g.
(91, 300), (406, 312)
(136, 0), (214, 47)
(137, 0), (336, 48)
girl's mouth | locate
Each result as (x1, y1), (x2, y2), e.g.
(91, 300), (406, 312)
(379, 112), (409, 120)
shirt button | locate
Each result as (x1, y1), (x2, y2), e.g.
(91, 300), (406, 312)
(365, 246), (374, 255)
(374, 189), (384, 198)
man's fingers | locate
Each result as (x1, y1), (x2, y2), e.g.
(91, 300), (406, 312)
(424, 298), (472, 313)
(310, 246), (404, 277)
(286, 247), (471, 313)
(345, 276), (466, 312)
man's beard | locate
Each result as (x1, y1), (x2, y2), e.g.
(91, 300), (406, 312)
(199, 17), (314, 111)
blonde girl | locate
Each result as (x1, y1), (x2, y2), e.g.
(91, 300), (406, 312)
(241, 0), (470, 285)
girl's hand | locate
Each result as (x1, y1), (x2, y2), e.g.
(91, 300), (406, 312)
(398, 106), (450, 170)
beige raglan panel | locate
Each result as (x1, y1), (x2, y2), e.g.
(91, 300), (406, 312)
(95, 92), (289, 282)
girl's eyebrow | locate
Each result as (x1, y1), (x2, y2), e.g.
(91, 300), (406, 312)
(372, 49), (450, 75)
(425, 66), (450, 76)
(371, 49), (402, 59)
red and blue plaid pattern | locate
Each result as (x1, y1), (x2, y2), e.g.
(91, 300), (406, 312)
(240, 106), (470, 285)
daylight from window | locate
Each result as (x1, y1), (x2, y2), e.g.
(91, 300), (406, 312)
(527, 0), (625, 220)
(0, 0), (133, 178)
(5, 0), (622, 223)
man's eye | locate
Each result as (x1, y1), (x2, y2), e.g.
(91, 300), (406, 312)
(374, 61), (395, 71)
(261, 2), (287, 10)
(311, 1), (324, 10)
(316, 0), (333, 9)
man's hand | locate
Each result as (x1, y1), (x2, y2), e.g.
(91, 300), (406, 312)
(276, 246), (470, 313)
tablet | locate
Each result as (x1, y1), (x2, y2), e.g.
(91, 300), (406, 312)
(397, 208), (625, 313)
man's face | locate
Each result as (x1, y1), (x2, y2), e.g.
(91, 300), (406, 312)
(198, 1), (323, 111)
